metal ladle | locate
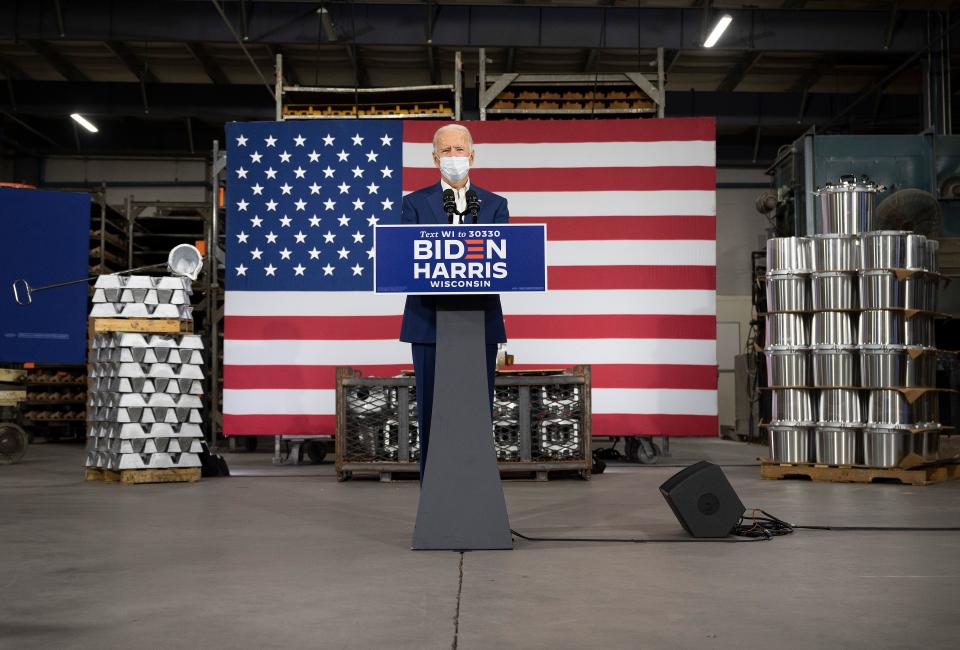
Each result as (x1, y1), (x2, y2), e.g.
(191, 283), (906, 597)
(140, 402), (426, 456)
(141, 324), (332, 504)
(12, 243), (203, 306)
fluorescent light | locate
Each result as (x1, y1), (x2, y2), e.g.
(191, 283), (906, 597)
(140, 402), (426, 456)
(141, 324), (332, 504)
(703, 14), (733, 48)
(70, 113), (98, 133)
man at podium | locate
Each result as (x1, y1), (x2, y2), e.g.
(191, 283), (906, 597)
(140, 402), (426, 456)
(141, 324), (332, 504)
(399, 124), (510, 480)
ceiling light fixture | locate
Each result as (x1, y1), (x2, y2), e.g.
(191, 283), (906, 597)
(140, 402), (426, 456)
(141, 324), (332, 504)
(703, 14), (733, 48)
(70, 113), (98, 133)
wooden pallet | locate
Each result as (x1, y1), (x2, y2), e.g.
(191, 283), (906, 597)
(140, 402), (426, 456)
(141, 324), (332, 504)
(760, 461), (960, 486)
(84, 467), (201, 485)
(91, 318), (191, 334)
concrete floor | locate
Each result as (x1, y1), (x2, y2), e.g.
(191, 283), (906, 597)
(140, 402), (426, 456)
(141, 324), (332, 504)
(2, 439), (959, 650)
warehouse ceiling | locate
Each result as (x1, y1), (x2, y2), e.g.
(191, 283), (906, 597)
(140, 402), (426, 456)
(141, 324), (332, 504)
(0, 0), (958, 167)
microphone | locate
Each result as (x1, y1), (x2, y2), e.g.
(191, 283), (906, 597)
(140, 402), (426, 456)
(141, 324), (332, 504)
(465, 189), (480, 224)
(442, 189), (457, 224)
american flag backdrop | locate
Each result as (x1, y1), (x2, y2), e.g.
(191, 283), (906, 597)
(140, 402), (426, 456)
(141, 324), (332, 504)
(223, 118), (717, 437)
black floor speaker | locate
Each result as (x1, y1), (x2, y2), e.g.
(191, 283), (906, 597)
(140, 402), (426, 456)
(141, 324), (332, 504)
(659, 461), (745, 538)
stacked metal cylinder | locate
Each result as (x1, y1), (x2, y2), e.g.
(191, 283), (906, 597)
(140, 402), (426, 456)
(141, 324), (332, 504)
(764, 175), (941, 468)
(90, 275), (194, 319)
(85, 280), (205, 471)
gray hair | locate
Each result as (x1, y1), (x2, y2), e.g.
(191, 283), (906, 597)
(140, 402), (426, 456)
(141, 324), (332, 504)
(432, 124), (473, 152)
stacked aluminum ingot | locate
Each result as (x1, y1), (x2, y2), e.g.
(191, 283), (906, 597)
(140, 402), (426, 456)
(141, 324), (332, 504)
(90, 275), (193, 319)
(763, 175), (942, 467)
(85, 332), (204, 471)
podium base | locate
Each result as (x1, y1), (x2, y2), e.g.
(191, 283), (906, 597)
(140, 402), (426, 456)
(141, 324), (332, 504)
(411, 306), (512, 550)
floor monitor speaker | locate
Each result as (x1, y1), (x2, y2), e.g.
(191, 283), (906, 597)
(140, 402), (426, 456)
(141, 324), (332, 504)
(659, 461), (745, 538)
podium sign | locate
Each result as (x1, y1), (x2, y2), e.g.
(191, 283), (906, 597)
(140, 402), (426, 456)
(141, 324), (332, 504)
(374, 224), (547, 295)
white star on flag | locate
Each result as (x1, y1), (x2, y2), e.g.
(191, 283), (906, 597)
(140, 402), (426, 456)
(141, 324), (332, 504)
(323, 231), (336, 243)
(337, 247), (350, 259)
(294, 264), (306, 276)
(352, 198), (365, 210)
(236, 199), (249, 211)
(337, 214), (350, 227)
(294, 134), (306, 147)
(381, 166), (393, 178)
(250, 151), (262, 163)
(351, 133), (364, 146)
(380, 134), (393, 146)
(235, 264), (247, 276)
(279, 151), (292, 163)
(366, 182), (379, 194)
(322, 263), (335, 275)
(294, 166), (307, 178)
(322, 134), (335, 146)
(236, 134), (248, 146)
(367, 247), (375, 259)
(280, 248), (292, 260)
(294, 231), (307, 243)
(308, 150), (321, 162)
(323, 198), (336, 211)
(265, 199), (278, 211)
(250, 215), (263, 227)
(366, 215), (379, 227)
(294, 198), (307, 211)
(236, 166), (248, 179)
(366, 150), (378, 162)
(265, 167), (277, 179)
(352, 231), (365, 243)
(323, 166), (335, 178)
(337, 150), (349, 162)
(266, 232), (278, 244)
(352, 166), (364, 178)
(265, 135), (277, 147)
(309, 182), (321, 194)
(308, 215), (321, 227)
(251, 248), (263, 260)
(279, 215), (292, 227)
(338, 182), (350, 194)
(351, 263), (364, 276)
(280, 183), (292, 195)
(237, 231), (249, 243)
(308, 247), (321, 259)
(252, 183), (264, 195)
(264, 263), (277, 276)
(381, 198), (394, 210)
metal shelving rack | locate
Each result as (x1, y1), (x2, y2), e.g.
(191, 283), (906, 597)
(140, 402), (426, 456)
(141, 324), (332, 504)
(274, 53), (462, 121)
(478, 48), (665, 121)
(89, 188), (128, 275)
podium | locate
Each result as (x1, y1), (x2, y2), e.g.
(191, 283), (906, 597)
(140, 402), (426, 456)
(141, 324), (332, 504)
(374, 224), (547, 550)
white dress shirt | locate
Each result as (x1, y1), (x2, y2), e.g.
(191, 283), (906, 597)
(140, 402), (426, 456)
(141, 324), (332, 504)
(440, 178), (470, 224)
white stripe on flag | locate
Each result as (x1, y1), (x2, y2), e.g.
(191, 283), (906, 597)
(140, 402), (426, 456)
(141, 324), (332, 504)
(223, 337), (716, 366)
(591, 388), (718, 416)
(226, 289), (716, 316)
(223, 387), (717, 416)
(500, 191), (715, 217)
(547, 240), (715, 266)
(402, 141), (716, 168)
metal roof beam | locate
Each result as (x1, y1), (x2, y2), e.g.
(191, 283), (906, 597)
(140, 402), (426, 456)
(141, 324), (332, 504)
(185, 42), (230, 85)
(0, 4), (932, 53)
(25, 40), (89, 82)
(104, 41), (160, 84)
(716, 51), (761, 92)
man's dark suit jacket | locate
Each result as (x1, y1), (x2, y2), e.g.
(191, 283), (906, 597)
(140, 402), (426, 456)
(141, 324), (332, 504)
(398, 181), (509, 344)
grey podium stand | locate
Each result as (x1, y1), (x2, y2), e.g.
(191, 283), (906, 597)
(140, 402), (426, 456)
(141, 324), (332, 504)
(411, 304), (513, 550)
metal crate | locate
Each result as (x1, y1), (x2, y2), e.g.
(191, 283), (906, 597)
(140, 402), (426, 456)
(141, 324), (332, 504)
(335, 366), (591, 481)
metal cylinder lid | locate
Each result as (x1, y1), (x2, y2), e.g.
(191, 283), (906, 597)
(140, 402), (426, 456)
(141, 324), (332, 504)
(815, 174), (886, 194)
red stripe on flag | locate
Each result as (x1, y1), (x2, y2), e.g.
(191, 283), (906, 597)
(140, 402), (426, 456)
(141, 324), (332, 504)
(225, 315), (402, 340)
(224, 414), (335, 436)
(224, 364), (409, 389)
(510, 216), (716, 241)
(402, 118), (716, 144)
(224, 314), (716, 341)
(505, 314), (716, 339)
(402, 166), (716, 192)
(548, 266), (716, 290)
(591, 413), (718, 437)
(223, 363), (715, 391)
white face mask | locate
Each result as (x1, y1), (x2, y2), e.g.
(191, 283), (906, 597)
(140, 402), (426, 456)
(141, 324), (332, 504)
(438, 155), (470, 183)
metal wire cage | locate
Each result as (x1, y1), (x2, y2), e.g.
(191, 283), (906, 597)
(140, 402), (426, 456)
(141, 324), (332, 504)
(335, 366), (591, 480)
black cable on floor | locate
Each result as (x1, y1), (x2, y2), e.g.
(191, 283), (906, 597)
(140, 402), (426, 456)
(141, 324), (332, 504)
(510, 529), (773, 544)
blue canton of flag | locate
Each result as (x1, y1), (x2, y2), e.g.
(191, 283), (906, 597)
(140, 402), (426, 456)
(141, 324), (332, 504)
(225, 120), (404, 291)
